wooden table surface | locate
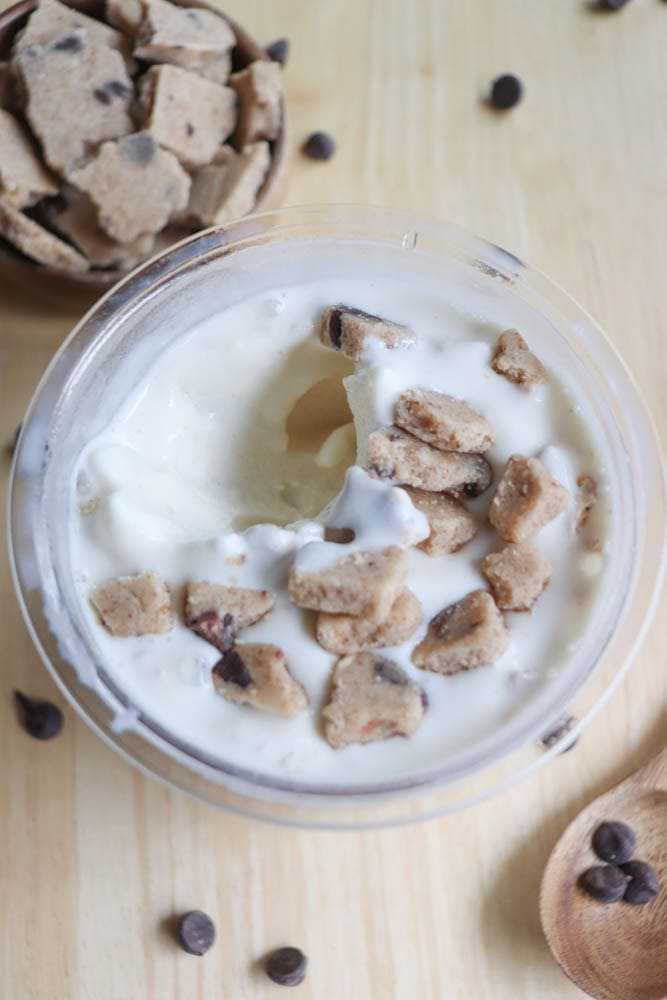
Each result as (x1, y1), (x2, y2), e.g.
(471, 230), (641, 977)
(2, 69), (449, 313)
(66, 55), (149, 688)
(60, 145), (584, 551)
(1, 1), (666, 997)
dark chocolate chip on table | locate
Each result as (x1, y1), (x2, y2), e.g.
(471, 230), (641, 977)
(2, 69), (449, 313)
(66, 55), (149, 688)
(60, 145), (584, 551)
(489, 74), (523, 111)
(266, 38), (290, 66)
(302, 131), (336, 161)
(14, 691), (64, 740)
(621, 860), (661, 905)
(177, 910), (216, 956)
(592, 821), (636, 865)
(265, 946), (307, 987)
(579, 865), (628, 903)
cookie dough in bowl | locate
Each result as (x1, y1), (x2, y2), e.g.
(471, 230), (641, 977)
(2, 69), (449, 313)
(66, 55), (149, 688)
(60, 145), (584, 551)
(9, 206), (666, 828)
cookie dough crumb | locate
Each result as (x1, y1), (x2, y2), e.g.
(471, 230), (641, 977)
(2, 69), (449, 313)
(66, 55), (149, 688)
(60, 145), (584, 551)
(319, 304), (416, 360)
(229, 60), (283, 148)
(47, 188), (154, 268)
(0, 198), (89, 272)
(0, 108), (57, 207)
(482, 543), (552, 611)
(491, 329), (547, 387)
(412, 590), (509, 675)
(186, 141), (270, 226)
(90, 570), (173, 636)
(185, 582), (274, 630)
(576, 475), (598, 533)
(394, 389), (494, 453)
(14, 0), (135, 71)
(212, 643), (308, 716)
(288, 546), (407, 620)
(135, 0), (235, 83)
(367, 426), (492, 497)
(315, 588), (422, 654)
(322, 652), (426, 749)
(403, 487), (477, 556)
(489, 454), (570, 543)
(106, 0), (143, 34)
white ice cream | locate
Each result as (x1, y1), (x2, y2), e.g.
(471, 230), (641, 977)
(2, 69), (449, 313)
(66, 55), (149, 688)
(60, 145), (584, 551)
(69, 275), (609, 787)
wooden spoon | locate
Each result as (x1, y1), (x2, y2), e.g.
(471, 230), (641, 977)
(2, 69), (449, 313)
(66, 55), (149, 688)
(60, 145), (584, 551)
(540, 747), (667, 1000)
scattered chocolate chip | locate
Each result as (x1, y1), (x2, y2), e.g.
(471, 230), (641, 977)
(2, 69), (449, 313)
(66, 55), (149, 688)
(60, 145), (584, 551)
(374, 659), (409, 686)
(302, 131), (336, 161)
(190, 611), (235, 653)
(266, 38), (289, 66)
(177, 910), (216, 956)
(592, 821), (637, 865)
(14, 691), (64, 740)
(213, 649), (253, 688)
(93, 87), (112, 105)
(489, 74), (523, 111)
(265, 946), (307, 987)
(579, 865), (628, 903)
(185, 123), (195, 137)
(51, 34), (84, 53)
(324, 526), (355, 544)
(621, 860), (661, 905)
(122, 133), (157, 166)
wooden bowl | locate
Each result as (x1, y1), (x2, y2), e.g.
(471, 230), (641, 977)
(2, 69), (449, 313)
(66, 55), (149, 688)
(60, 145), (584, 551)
(0, 0), (288, 298)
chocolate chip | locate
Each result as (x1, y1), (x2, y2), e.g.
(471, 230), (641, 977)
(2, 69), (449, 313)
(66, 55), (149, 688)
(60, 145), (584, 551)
(265, 946), (307, 987)
(51, 34), (84, 53)
(93, 87), (112, 105)
(190, 611), (235, 653)
(14, 691), (64, 740)
(374, 659), (408, 687)
(107, 80), (133, 99)
(592, 821), (637, 865)
(266, 38), (290, 66)
(597, 0), (631, 8)
(461, 455), (493, 498)
(213, 649), (253, 688)
(327, 307), (343, 348)
(579, 865), (628, 903)
(186, 123), (195, 136)
(324, 526), (355, 544)
(489, 74), (523, 111)
(621, 860), (661, 905)
(122, 133), (157, 166)
(177, 910), (216, 956)
(302, 131), (336, 161)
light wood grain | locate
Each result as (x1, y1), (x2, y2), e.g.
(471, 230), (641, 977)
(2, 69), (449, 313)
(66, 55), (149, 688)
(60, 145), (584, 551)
(1, 1), (666, 998)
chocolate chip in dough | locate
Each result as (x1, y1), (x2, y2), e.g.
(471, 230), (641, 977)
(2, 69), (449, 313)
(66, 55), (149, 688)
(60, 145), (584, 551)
(266, 38), (290, 66)
(592, 821), (637, 865)
(579, 865), (628, 903)
(302, 131), (336, 160)
(213, 649), (253, 688)
(621, 860), (661, 905)
(489, 74), (523, 110)
(265, 946), (308, 987)
(177, 910), (216, 956)
(14, 691), (64, 740)
(596, 0), (631, 9)
(51, 34), (84, 53)
(122, 132), (157, 166)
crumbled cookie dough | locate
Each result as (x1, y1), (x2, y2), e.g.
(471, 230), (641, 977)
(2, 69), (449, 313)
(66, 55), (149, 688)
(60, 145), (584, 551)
(491, 329), (547, 388)
(575, 475), (598, 533)
(90, 570), (173, 636)
(139, 64), (236, 169)
(212, 643), (309, 716)
(489, 454), (569, 543)
(288, 545), (407, 620)
(393, 389), (494, 453)
(0, 198), (88, 272)
(315, 588), (422, 654)
(69, 132), (191, 242)
(229, 60), (283, 148)
(0, 108), (58, 207)
(319, 304), (416, 360)
(367, 426), (493, 496)
(482, 543), (552, 611)
(47, 188), (154, 268)
(322, 652), (426, 749)
(135, 0), (235, 84)
(106, 0), (142, 34)
(13, 0), (135, 72)
(186, 141), (270, 226)
(185, 582), (274, 630)
(403, 487), (477, 556)
(412, 589), (509, 675)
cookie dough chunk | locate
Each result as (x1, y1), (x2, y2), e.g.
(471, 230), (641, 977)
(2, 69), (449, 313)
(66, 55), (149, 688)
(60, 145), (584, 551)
(0, 198), (88, 272)
(14, 0), (135, 71)
(0, 109), (57, 208)
(106, 0), (142, 34)
(139, 64), (236, 169)
(368, 427), (493, 497)
(229, 60), (282, 148)
(289, 546), (407, 620)
(135, 0), (235, 84)
(403, 487), (477, 556)
(15, 38), (133, 174)
(47, 189), (154, 268)
(212, 644), (308, 717)
(185, 582), (274, 630)
(489, 455), (569, 543)
(186, 141), (270, 225)
(394, 389), (494, 453)
(319, 304), (416, 360)
(412, 590), (509, 676)
(492, 329), (547, 388)
(322, 652), (426, 749)
(90, 570), (173, 636)
(70, 133), (191, 242)
(482, 543), (552, 611)
(316, 588), (422, 654)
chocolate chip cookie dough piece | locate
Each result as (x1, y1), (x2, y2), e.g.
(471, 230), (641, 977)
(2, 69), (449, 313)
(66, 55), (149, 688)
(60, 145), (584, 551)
(46, 188), (154, 268)
(186, 141), (270, 226)
(316, 588), (422, 655)
(14, 0), (135, 72)
(139, 64), (236, 169)
(368, 427), (493, 497)
(489, 454), (569, 543)
(90, 570), (173, 636)
(412, 590), (509, 676)
(185, 582), (274, 631)
(394, 389), (494, 453)
(212, 644), (308, 716)
(135, 0), (235, 84)
(491, 329), (546, 387)
(229, 60), (282, 148)
(482, 543), (552, 611)
(289, 546), (407, 620)
(319, 305), (416, 360)
(322, 653), (426, 749)
(0, 198), (88, 272)
(15, 38), (133, 175)
(106, 0), (142, 34)
(70, 133), (190, 242)
(0, 109), (57, 208)
(402, 487), (477, 556)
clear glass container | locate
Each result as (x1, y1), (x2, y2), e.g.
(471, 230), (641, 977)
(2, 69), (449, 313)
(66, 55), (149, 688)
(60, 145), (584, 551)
(8, 205), (666, 828)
